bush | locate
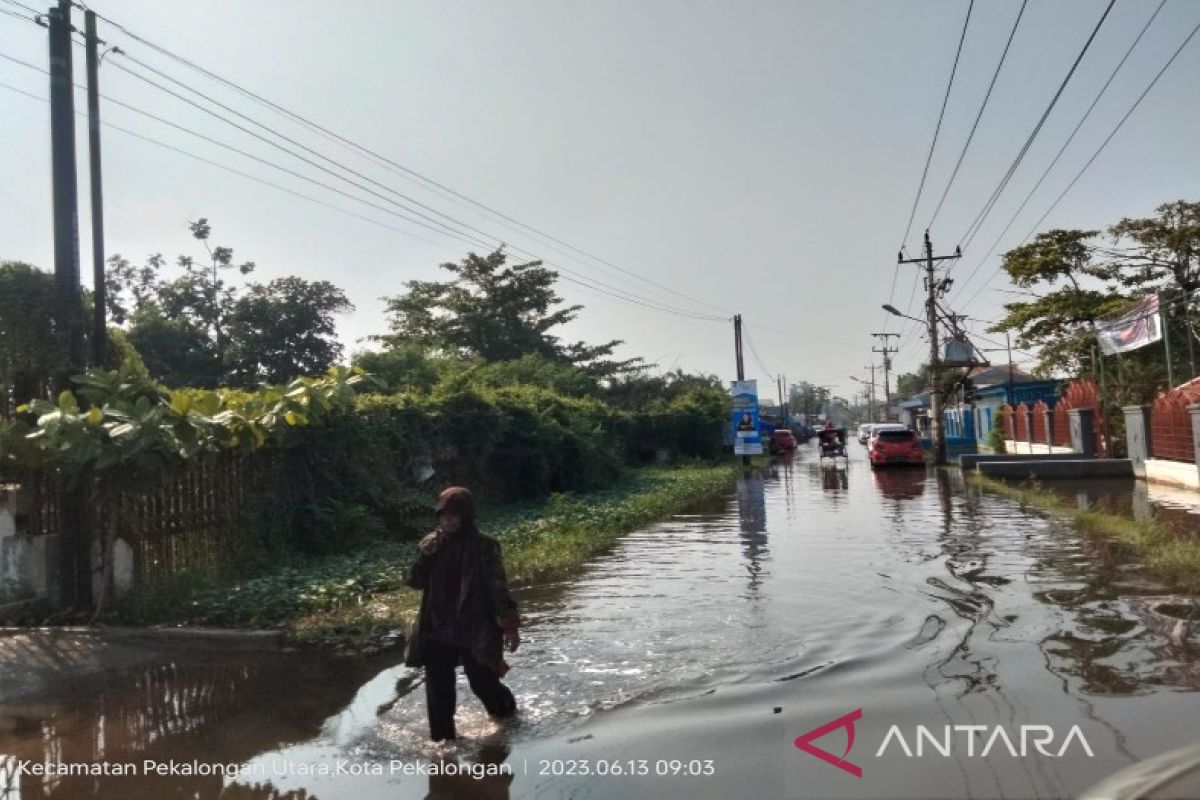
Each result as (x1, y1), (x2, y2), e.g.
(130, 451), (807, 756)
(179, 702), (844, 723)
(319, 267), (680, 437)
(987, 425), (1006, 453)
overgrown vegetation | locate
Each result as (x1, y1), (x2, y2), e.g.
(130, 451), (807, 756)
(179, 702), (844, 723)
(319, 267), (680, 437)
(109, 464), (738, 648)
(973, 474), (1200, 592)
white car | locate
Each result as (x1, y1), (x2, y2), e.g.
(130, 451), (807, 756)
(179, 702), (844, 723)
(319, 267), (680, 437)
(857, 424), (874, 444)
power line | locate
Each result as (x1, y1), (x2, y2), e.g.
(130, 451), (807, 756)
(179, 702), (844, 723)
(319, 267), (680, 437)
(955, 0), (1117, 254)
(960, 11), (1200, 310)
(926, 0), (1027, 230)
(0, 46), (727, 324)
(0, 57), (725, 324)
(102, 54), (727, 321)
(952, 0), (1167, 302)
(69, 1), (735, 318)
(899, 0), (974, 250)
(741, 326), (775, 380)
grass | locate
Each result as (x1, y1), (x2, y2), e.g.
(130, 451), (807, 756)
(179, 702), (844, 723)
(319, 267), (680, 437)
(108, 463), (740, 650)
(972, 474), (1200, 593)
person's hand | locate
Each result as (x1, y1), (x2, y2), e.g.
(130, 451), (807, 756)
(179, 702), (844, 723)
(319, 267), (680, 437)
(503, 626), (520, 653)
(419, 530), (444, 556)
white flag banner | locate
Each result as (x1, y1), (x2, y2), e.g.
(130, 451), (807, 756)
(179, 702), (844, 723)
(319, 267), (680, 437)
(1095, 295), (1163, 356)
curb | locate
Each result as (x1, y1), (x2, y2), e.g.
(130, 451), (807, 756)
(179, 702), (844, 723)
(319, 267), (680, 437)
(0, 625), (285, 650)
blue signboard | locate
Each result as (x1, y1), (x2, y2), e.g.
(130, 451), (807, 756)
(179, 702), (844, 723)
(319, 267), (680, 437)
(731, 379), (762, 456)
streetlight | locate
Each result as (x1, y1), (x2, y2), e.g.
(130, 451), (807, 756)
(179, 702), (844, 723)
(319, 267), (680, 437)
(881, 304), (924, 325)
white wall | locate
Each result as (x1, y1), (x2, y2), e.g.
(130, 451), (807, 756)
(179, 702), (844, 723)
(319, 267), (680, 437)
(1145, 458), (1200, 491)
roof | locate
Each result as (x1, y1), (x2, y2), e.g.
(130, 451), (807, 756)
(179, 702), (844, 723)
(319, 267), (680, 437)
(966, 364), (1035, 387)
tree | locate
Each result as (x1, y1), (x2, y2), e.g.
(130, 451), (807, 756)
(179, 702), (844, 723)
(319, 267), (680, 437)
(225, 277), (352, 385)
(107, 219), (350, 388)
(895, 366), (928, 398)
(988, 229), (1128, 376)
(378, 248), (640, 378)
(1108, 200), (1200, 295)
(0, 261), (62, 415)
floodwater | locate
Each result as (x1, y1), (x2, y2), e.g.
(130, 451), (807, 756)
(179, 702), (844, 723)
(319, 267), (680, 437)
(2, 445), (1199, 800)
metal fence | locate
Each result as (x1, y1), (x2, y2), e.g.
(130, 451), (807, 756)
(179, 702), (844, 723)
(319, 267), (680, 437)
(1150, 384), (1198, 463)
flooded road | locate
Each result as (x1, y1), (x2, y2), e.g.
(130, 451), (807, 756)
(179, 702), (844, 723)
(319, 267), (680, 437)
(2, 444), (1199, 799)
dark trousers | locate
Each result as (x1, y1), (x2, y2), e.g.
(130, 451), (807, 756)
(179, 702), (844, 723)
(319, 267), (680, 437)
(424, 639), (516, 741)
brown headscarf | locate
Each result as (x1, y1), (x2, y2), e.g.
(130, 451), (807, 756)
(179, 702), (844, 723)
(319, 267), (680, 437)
(426, 487), (480, 645)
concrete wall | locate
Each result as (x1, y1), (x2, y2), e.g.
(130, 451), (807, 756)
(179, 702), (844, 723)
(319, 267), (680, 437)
(0, 485), (59, 601)
(1001, 440), (1074, 455)
(1144, 459), (1200, 491)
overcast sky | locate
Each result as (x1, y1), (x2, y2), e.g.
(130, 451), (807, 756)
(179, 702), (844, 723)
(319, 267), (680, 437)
(2, 0), (1198, 403)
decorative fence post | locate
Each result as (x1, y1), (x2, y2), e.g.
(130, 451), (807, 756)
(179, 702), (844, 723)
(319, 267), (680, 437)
(1069, 407), (1096, 458)
(1122, 405), (1153, 479)
(1040, 403), (1054, 450)
(1022, 405), (1035, 453)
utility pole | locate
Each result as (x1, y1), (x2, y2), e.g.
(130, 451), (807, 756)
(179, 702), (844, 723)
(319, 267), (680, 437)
(871, 332), (898, 421)
(48, 0), (90, 611)
(864, 364), (877, 422)
(1005, 331), (1014, 405)
(899, 231), (961, 465)
(85, 9), (107, 365)
(733, 314), (745, 381)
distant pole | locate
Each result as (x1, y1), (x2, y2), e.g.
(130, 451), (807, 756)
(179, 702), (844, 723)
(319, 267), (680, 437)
(85, 10), (107, 365)
(733, 314), (745, 381)
(1005, 331), (1014, 405)
(871, 332), (899, 420)
(1161, 295), (1175, 388)
(733, 315), (748, 465)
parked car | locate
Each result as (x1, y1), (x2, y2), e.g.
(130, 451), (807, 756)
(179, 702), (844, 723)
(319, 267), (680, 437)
(869, 427), (925, 467)
(769, 428), (798, 453)
(857, 423), (874, 444)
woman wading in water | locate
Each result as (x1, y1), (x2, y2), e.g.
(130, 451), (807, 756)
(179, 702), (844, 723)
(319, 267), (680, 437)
(404, 487), (521, 741)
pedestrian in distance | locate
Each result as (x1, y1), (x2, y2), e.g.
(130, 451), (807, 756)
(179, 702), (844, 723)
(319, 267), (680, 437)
(404, 486), (521, 742)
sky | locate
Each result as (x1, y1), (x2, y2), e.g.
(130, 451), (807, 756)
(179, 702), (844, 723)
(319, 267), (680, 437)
(1, 0), (1198, 405)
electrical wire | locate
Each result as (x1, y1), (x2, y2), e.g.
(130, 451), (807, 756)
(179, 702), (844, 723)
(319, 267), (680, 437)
(926, 0), (1027, 230)
(952, 0), (1167, 303)
(899, 0), (974, 251)
(955, 0), (1117, 254)
(741, 326), (776, 381)
(959, 12), (1200, 311)
(0, 45), (727, 323)
(102, 55), (728, 321)
(68, 1), (735, 318)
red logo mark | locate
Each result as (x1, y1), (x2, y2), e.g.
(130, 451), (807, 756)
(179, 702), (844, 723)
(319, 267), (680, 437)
(794, 708), (864, 778)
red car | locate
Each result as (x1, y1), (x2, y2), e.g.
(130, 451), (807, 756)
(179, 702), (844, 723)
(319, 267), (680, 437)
(868, 428), (924, 467)
(770, 428), (798, 453)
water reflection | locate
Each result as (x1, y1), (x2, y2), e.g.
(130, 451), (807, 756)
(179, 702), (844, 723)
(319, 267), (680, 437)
(736, 471), (769, 594)
(870, 467), (925, 500)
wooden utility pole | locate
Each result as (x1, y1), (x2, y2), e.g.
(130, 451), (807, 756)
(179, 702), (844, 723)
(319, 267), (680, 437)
(871, 332), (898, 421)
(899, 231), (960, 465)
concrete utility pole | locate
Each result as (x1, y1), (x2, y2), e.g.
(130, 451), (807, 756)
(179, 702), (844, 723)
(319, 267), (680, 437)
(864, 364), (877, 422)
(48, 0), (91, 611)
(871, 332), (898, 421)
(85, 9), (107, 365)
(733, 314), (745, 381)
(898, 231), (961, 465)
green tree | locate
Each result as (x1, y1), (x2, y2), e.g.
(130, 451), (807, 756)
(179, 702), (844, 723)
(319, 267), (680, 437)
(107, 219), (350, 388)
(988, 229), (1127, 376)
(895, 366), (928, 398)
(0, 261), (62, 415)
(378, 248), (639, 377)
(1108, 200), (1200, 294)
(225, 277), (353, 385)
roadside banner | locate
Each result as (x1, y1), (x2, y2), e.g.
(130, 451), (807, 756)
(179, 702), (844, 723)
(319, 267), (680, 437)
(1095, 295), (1162, 356)
(731, 380), (763, 456)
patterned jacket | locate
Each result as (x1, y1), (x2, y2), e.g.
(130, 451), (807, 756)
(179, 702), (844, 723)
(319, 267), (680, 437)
(403, 530), (519, 673)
